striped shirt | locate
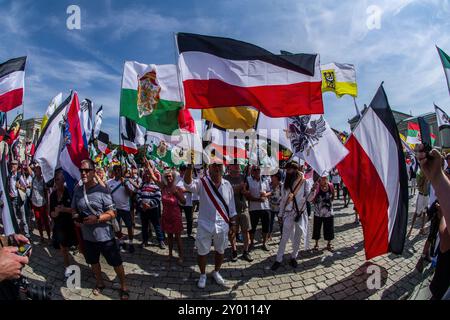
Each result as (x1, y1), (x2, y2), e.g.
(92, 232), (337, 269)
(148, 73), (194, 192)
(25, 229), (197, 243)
(136, 183), (161, 209)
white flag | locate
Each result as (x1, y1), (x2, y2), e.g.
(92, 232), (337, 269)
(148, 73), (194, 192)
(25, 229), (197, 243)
(107, 148), (117, 162)
(256, 113), (291, 150)
(80, 99), (93, 145)
(34, 94), (71, 182)
(1, 146), (18, 235)
(93, 105), (103, 140)
(41, 92), (63, 131)
(287, 115), (349, 174)
(435, 104), (450, 130)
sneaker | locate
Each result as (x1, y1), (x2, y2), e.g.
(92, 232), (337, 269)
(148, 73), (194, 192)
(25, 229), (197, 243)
(159, 241), (166, 249)
(141, 242), (150, 248)
(289, 258), (298, 268)
(197, 274), (207, 289)
(231, 250), (238, 262)
(212, 271), (225, 285)
(271, 261), (281, 271)
(241, 251), (254, 262)
(64, 267), (73, 278)
(128, 244), (135, 254)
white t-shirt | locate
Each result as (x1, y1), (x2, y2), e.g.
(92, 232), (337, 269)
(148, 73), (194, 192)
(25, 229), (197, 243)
(246, 176), (271, 211)
(331, 171), (341, 184)
(107, 178), (133, 211)
(9, 172), (26, 198)
(25, 175), (33, 197)
(184, 178), (237, 234)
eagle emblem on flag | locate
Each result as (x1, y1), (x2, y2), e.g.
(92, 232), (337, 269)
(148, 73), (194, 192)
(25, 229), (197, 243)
(137, 70), (161, 118)
(156, 141), (167, 158)
(61, 117), (72, 146)
(322, 70), (336, 90)
(288, 115), (326, 155)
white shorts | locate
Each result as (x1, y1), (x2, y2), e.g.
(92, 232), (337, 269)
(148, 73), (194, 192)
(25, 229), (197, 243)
(415, 194), (428, 214)
(196, 225), (228, 256)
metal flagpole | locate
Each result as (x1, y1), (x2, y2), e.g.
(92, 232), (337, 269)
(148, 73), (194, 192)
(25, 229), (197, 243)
(119, 61), (125, 171)
(173, 32), (196, 167)
(353, 97), (361, 118)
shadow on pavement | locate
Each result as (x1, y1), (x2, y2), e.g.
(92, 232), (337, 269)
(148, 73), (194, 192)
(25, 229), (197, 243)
(306, 262), (388, 300)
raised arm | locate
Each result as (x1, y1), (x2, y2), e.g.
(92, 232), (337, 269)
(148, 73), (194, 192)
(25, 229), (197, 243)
(416, 145), (450, 235)
(174, 187), (187, 205)
(184, 164), (193, 185)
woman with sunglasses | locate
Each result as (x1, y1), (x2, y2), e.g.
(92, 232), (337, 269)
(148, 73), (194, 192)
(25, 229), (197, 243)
(147, 160), (186, 264)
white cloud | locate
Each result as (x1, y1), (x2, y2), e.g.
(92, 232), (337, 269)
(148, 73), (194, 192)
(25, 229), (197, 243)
(3, 0), (450, 140)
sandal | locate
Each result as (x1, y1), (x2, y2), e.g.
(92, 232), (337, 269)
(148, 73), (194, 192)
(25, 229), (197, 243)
(92, 285), (106, 296)
(312, 245), (319, 251)
(326, 244), (334, 252)
(119, 289), (130, 300)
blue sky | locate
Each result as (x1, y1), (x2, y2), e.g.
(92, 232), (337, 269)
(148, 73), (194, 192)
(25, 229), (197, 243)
(1, 0), (450, 143)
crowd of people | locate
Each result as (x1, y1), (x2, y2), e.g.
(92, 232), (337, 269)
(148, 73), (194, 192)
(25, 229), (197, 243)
(1, 144), (450, 300)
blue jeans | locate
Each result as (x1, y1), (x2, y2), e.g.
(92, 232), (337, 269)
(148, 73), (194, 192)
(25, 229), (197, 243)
(139, 206), (164, 243)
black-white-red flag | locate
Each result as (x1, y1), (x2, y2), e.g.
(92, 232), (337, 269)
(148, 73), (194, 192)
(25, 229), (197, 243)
(0, 57), (26, 112)
(337, 84), (408, 260)
(97, 131), (111, 155)
(177, 33), (323, 117)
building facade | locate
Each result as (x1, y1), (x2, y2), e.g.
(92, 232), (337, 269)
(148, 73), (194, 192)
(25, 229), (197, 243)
(348, 108), (450, 150)
(18, 117), (42, 162)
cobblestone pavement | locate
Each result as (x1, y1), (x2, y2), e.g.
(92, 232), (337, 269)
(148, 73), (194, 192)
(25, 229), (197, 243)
(22, 195), (435, 300)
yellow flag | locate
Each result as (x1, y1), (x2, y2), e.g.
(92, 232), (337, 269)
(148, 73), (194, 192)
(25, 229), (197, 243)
(202, 107), (258, 130)
(321, 63), (358, 98)
(399, 133), (415, 151)
(41, 93), (63, 133)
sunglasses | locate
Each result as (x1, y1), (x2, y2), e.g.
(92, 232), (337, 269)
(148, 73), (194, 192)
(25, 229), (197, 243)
(80, 168), (94, 174)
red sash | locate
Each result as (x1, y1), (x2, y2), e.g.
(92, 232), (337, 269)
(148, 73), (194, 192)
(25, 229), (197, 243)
(200, 177), (230, 224)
